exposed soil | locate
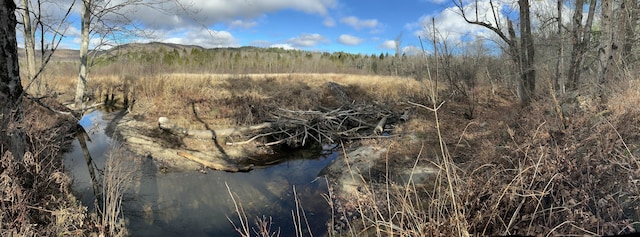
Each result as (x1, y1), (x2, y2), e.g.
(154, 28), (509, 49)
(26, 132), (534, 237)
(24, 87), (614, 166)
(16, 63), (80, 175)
(110, 110), (267, 172)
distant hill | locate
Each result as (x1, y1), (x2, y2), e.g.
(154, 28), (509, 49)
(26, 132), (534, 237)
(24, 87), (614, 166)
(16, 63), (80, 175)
(102, 42), (205, 56)
(17, 48), (79, 62)
(18, 42), (207, 63)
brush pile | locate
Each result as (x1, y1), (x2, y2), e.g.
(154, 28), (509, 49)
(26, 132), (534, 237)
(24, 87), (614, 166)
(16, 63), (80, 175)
(254, 104), (399, 147)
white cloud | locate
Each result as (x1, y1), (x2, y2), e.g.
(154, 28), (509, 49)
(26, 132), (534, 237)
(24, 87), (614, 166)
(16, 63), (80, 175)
(401, 45), (424, 55)
(323, 17), (336, 27)
(160, 28), (238, 48)
(286, 33), (328, 47)
(408, 0), (575, 45)
(134, 0), (338, 30)
(407, 2), (506, 45)
(340, 16), (380, 30)
(338, 34), (364, 46)
(270, 44), (296, 50)
(379, 40), (396, 50)
(229, 19), (259, 29)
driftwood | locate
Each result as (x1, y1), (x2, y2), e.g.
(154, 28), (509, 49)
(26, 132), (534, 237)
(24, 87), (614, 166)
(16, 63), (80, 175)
(176, 151), (253, 172)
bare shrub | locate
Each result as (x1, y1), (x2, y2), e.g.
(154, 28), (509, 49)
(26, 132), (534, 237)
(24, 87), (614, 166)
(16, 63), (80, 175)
(98, 143), (140, 237)
(1, 98), (95, 236)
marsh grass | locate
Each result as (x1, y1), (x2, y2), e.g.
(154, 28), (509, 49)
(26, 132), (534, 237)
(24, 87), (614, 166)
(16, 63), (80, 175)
(40, 73), (431, 131)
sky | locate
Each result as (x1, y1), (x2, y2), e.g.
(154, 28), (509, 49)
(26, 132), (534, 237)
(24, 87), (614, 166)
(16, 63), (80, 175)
(17, 0), (565, 55)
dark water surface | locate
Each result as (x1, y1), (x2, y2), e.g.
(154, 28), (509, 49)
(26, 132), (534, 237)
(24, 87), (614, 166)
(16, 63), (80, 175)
(64, 110), (335, 236)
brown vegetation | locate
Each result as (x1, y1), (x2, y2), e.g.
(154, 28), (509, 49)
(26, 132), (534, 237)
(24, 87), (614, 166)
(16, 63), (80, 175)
(0, 98), (98, 235)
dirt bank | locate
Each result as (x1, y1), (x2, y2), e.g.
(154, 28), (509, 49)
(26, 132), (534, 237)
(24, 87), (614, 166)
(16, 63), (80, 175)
(110, 111), (264, 172)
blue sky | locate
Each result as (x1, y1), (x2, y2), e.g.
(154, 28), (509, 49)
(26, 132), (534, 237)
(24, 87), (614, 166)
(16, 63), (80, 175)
(18, 0), (563, 55)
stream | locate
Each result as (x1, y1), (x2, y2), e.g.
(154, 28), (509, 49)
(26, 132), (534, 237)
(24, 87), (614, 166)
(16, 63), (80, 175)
(64, 110), (335, 236)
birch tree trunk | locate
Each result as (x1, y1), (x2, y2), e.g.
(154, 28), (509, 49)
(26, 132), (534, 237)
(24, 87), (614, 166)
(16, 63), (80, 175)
(555, 0), (564, 93)
(598, 0), (623, 103)
(20, 0), (37, 84)
(0, 0), (26, 159)
(75, 0), (92, 108)
(566, 0), (596, 92)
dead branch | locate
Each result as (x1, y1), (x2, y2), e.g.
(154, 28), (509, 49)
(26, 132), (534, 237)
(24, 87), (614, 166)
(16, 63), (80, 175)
(161, 103), (404, 148)
(374, 115), (389, 135)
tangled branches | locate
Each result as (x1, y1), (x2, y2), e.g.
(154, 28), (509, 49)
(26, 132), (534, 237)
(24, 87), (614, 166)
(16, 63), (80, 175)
(229, 104), (399, 148)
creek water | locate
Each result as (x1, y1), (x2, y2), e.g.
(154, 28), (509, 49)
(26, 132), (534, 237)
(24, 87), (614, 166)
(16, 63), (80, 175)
(64, 110), (336, 236)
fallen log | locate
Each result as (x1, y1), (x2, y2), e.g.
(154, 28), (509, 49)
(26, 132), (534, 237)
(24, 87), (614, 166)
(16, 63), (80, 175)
(158, 117), (274, 139)
(176, 151), (253, 172)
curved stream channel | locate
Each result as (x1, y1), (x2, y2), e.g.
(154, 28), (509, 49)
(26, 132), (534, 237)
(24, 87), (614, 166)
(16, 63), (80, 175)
(64, 110), (336, 236)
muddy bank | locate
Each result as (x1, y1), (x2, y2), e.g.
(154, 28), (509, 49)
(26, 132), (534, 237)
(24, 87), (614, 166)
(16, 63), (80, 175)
(109, 111), (265, 172)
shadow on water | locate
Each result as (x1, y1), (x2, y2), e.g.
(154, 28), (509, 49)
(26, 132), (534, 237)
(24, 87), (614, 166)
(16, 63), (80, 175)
(65, 110), (337, 236)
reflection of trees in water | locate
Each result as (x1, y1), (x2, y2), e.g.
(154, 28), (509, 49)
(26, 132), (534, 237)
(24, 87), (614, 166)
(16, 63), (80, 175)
(76, 124), (101, 210)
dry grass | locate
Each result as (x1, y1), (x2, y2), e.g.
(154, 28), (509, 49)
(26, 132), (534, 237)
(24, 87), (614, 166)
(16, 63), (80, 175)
(98, 143), (140, 237)
(322, 74), (640, 236)
(39, 73), (432, 130)
(1, 98), (98, 236)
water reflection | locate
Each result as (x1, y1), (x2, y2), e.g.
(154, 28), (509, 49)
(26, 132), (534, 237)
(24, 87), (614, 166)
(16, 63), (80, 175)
(65, 110), (335, 236)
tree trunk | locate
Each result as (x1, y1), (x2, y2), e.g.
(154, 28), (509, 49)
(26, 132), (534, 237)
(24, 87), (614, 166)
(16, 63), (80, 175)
(554, 0), (564, 93)
(566, 0), (596, 92)
(598, 0), (622, 102)
(0, 0), (26, 159)
(519, 0), (535, 106)
(75, 0), (92, 108)
(21, 0), (37, 84)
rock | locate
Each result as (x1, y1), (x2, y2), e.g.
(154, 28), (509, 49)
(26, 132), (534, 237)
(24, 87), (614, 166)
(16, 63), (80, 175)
(319, 146), (387, 195)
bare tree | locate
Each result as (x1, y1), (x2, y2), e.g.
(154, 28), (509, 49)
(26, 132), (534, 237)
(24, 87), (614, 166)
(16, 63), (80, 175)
(75, 0), (91, 108)
(621, 0), (639, 60)
(20, 0), (36, 82)
(17, 0), (75, 95)
(554, 0), (564, 93)
(0, 0), (26, 159)
(393, 32), (403, 76)
(74, 0), (175, 108)
(518, 0), (535, 105)
(597, 0), (627, 102)
(566, 0), (597, 92)
(454, 0), (536, 105)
